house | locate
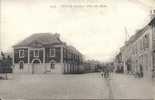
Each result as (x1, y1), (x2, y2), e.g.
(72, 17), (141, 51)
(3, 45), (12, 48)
(114, 52), (124, 73)
(13, 33), (84, 74)
(63, 45), (84, 74)
(120, 10), (155, 78)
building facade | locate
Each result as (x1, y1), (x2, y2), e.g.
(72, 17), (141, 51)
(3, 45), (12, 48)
(114, 52), (124, 73)
(120, 11), (155, 77)
(120, 10), (155, 78)
(83, 60), (101, 72)
(13, 33), (83, 74)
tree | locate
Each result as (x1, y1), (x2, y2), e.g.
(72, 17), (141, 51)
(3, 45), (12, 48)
(0, 52), (13, 80)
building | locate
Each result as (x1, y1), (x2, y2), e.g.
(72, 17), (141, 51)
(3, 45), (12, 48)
(151, 10), (155, 77)
(13, 33), (84, 74)
(114, 52), (124, 73)
(83, 60), (101, 72)
(63, 45), (84, 74)
(120, 10), (155, 78)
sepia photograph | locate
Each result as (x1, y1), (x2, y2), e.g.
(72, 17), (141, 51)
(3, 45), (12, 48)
(0, 0), (155, 100)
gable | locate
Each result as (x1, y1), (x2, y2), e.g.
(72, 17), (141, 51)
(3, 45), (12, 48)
(13, 33), (63, 48)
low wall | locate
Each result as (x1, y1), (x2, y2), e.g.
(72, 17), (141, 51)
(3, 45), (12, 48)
(13, 63), (64, 74)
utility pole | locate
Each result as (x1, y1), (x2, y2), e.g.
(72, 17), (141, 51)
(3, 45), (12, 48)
(124, 26), (129, 42)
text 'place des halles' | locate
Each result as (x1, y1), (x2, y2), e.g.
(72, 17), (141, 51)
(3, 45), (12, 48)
(0, 2), (155, 100)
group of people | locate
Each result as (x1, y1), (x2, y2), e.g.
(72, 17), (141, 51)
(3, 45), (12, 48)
(134, 64), (144, 78)
(100, 66), (112, 78)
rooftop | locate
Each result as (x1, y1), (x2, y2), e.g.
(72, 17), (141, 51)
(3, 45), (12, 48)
(13, 33), (63, 48)
(122, 16), (155, 49)
(13, 33), (83, 56)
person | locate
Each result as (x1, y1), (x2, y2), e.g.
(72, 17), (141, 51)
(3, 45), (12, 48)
(152, 69), (155, 78)
(104, 67), (109, 78)
(101, 71), (104, 78)
(140, 64), (143, 78)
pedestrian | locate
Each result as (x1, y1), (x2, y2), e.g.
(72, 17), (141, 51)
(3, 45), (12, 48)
(101, 71), (104, 78)
(152, 69), (155, 78)
(140, 64), (143, 78)
(104, 67), (109, 78)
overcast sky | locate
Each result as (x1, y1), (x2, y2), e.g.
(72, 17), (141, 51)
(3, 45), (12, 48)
(1, 0), (155, 62)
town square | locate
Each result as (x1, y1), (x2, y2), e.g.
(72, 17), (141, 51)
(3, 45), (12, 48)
(0, 0), (155, 100)
(0, 73), (153, 99)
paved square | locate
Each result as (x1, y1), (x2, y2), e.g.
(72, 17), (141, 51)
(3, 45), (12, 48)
(0, 73), (153, 99)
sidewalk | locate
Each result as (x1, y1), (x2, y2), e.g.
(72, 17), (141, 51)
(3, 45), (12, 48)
(109, 73), (153, 99)
(153, 78), (155, 100)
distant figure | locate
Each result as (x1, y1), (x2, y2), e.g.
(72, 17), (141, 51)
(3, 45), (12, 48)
(101, 71), (104, 78)
(103, 67), (109, 78)
(152, 69), (155, 78)
(140, 64), (143, 78)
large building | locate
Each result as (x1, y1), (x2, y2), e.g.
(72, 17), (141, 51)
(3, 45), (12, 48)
(119, 10), (155, 78)
(114, 52), (124, 73)
(13, 33), (84, 74)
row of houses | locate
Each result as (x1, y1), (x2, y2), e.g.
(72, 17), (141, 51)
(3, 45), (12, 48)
(114, 10), (155, 78)
(13, 33), (84, 74)
(83, 60), (101, 72)
(83, 60), (114, 73)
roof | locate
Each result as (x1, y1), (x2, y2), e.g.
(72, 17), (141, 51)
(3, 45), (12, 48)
(66, 45), (82, 56)
(149, 17), (155, 25)
(13, 33), (83, 58)
(123, 16), (154, 48)
(13, 33), (63, 48)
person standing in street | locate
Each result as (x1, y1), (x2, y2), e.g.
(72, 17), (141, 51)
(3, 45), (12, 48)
(101, 71), (104, 78)
(140, 64), (143, 78)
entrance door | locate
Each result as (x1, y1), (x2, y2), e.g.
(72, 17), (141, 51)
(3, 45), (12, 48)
(50, 62), (55, 72)
(32, 59), (41, 74)
(19, 61), (24, 71)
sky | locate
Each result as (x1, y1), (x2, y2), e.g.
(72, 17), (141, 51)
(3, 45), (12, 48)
(1, 0), (155, 62)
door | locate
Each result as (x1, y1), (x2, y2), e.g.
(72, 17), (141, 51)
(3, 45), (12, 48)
(50, 62), (55, 72)
(19, 61), (24, 71)
(32, 59), (41, 74)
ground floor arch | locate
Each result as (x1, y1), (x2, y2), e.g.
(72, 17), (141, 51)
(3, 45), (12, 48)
(31, 59), (41, 74)
(50, 60), (56, 72)
(19, 61), (24, 70)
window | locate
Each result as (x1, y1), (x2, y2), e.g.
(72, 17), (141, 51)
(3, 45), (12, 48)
(50, 48), (55, 57)
(19, 50), (24, 58)
(34, 50), (39, 57)
(142, 34), (149, 50)
(140, 39), (143, 50)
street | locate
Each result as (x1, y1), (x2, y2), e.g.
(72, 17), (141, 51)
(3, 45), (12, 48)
(0, 73), (153, 100)
(153, 79), (155, 99)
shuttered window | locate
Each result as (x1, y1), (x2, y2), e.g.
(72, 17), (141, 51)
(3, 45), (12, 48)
(19, 50), (24, 58)
(34, 50), (39, 57)
(50, 48), (55, 57)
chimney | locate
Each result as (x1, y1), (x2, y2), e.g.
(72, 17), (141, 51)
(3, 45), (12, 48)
(150, 9), (155, 19)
